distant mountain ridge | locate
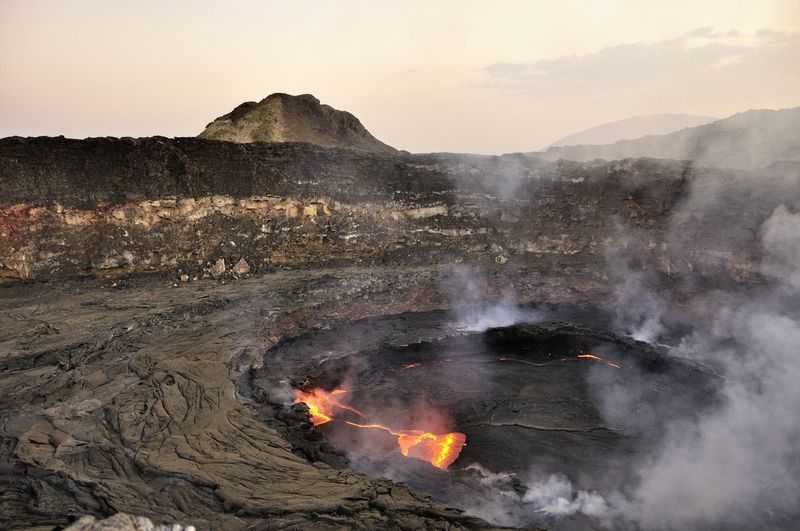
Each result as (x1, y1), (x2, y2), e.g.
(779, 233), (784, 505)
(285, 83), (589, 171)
(199, 93), (396, 153)
(548, 114), (716, 148)
(538, 107), (800, 170)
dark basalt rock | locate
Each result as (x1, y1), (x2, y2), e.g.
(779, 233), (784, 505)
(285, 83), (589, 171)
(2, 136), (795, 284)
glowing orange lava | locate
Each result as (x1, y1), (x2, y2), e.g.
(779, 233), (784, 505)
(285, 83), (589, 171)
(293, 388), (366, 425)
(400, 359), (454, 371)
(346, 421), (467, 470)
(578, 352), (621, 369)
(293, 388), (466, 469)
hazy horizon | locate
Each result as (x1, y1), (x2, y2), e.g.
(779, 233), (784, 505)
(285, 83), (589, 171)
(2, 0), (799, 154)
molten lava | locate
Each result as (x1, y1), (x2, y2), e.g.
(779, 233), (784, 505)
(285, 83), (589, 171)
(398, 358), (454, 371)
(577, 352), (621, 369)
(346, 422), (467, 470)
(293, 388), (366, 425)
(293, 350), (618, 469)
(497, 353), (622, 369)
(293, 388), (466, 470)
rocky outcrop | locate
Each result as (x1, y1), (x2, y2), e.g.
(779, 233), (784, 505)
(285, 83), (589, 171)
(198, 93), (396, 153)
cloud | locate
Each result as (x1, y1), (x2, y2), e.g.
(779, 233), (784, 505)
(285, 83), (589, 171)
(476, 28), (800, 111)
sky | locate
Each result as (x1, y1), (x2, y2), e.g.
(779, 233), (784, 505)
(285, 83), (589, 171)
(1, 0), (799, 154)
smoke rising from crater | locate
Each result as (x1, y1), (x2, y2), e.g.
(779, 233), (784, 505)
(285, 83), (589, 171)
(446, 266), (543, 332)
(614, 204), (800, 528)
(595, 160), (800, 528)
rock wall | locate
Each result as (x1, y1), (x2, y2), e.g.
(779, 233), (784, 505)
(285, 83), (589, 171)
(1, 136), (788, 283)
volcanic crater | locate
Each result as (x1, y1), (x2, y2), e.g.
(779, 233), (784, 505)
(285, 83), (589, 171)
(246, 305), (719, 528)
(2, 95), (799, 530)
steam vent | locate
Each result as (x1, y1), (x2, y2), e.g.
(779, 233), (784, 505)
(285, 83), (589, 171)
(2, 92), (800, 531)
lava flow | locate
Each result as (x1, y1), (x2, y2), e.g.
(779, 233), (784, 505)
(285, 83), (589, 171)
(346, 422), (466, 469)
(293, 388), (466, 470)
(577, 352), (622, 369)
(293, 388), (366, 425)
(401, 358), (454, 370)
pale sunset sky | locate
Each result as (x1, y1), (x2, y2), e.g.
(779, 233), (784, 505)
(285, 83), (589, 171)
(1, 0), (798, 153)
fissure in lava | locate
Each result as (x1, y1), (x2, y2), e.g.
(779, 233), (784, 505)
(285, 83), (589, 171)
(293, 388), (467, 469)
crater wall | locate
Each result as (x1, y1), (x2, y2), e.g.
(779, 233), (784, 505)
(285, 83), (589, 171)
(1, 137), (782, 283)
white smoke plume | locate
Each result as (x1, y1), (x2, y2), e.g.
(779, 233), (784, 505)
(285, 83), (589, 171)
(611, 272), (668, 343)
(446, 266), (543, 332)
(606, 203), (800, 529)
(458, 464), (613, 526)
(450, 195), (800, 529)
(455, 296), (542, 332)
(760, 204), (800, 289)
(523, 474), (609, 517)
